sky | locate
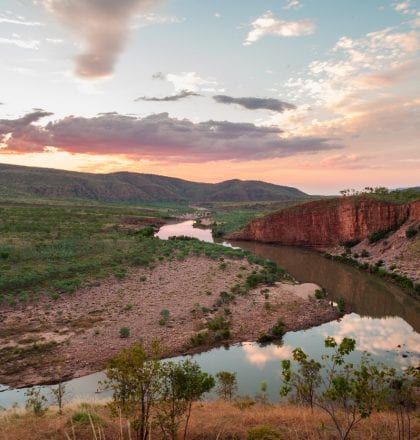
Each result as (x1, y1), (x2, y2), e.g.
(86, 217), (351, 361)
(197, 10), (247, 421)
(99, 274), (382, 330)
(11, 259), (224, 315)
(0, 0), (419, 194)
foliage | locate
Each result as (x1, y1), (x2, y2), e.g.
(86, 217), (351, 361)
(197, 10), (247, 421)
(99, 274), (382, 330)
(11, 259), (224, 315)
(405, 227), (418, 239)
(258, 319), (285, 343)
(339, 187), (420, 203)
(119, 327), (130, 338)
(157, 359), (215, 440)
(25, 387), (48, 416)
(216, 371), (238, 401)
(280, 336), (418, 440)
(101, 341), (163, 440)
(159, 309), (170, 326)
(314, 288), (327, 299)
(337, 297), (346, 314)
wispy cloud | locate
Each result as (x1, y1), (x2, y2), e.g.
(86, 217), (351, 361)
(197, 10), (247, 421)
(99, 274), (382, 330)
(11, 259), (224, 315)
(41, 0), (162, 79)
(283, 0), (302, 11)
(244, 11), (315, 45)
(135, 90), (201, 102)
(154, 71), (222, 92)
(0, 14), (43, 26)
(0, 111), (341, 162)
(133, 12), (184, 28)
(0, 37), (40, 49)
(213, 95), (296, 112)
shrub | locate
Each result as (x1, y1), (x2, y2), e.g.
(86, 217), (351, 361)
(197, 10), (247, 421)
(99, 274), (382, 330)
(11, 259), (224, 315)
(375, 259), (384, 267)
(342, 239), (361, 248)
(159, 308), (170, 325)
(207, 316), (229, 331)
(25, 387), (48, 416)
(71, 411), (101, 425)
(314, 288), (327, 299)
(119, 327), (130, 338)
(361, 249), (370, 257)
(406, 227), (418, 238)
(337, 297), (346, 314)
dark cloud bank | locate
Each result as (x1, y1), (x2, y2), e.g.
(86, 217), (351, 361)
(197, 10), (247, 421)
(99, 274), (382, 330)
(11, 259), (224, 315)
(0, 111), (341, 161)
(213, 95), (296, 112)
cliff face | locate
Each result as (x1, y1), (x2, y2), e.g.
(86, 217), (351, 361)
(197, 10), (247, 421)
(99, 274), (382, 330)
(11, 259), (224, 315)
(229, 197), (419, 246)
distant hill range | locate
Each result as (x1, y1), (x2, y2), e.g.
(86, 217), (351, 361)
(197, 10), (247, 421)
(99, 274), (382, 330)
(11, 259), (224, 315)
(0, 163), (307, 203)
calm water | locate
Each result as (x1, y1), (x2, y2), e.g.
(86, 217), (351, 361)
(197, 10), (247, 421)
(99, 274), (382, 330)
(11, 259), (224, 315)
(1, 220), (418, 407)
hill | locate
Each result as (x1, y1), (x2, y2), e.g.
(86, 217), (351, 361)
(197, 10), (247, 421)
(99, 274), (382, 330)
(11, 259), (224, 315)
(0, 163), (306, 203)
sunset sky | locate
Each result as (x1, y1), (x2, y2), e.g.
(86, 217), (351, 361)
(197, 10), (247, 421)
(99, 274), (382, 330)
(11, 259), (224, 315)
(0, 0), (419, 194)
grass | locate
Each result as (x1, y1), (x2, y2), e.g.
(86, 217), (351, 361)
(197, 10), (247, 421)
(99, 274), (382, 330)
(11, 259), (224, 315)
(0, 200), (253, 305)
(1, 399), (418, 440)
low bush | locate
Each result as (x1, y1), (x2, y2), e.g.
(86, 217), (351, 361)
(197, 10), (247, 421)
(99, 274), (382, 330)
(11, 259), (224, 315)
(406, 227), (418, 238)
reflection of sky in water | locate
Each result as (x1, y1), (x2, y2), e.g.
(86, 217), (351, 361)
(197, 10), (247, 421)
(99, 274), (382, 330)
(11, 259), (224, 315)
(2, 314), (418, 407)
(156, 220), (214, 242)
(1, 222), (419, 407)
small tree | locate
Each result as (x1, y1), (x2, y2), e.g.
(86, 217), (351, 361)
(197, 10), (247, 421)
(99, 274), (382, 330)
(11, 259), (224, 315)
(50, 382), (66, 414)
(25, 387), (48, 416)
(281, 337), (390, 440)
(102, 341), (162, 440)
(157, 359), (215, 440)
(216, 371), (238, 401)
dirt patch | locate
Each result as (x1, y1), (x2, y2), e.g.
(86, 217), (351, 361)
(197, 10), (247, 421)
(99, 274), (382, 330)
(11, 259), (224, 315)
(0, 257), (338, 388)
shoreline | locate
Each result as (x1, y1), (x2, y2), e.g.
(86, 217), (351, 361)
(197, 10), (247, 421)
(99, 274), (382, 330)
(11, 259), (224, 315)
(0, 255), (338, 389)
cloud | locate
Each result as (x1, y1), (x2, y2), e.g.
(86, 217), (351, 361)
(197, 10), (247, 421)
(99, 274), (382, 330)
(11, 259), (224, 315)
(213, 95), (296, 112)
(41, 0), (161, 79)
(0, 37), (40, 49)
(0, 111), (52, 135)
(135, 90), (201, 102)
(244, 11), (315, 45)
(133, 12), (184, 28)
(283, 0), (302, 10)
(0, 111), (341, 161)
(151, 71), (221, 92)
(45, 38), (64, 44)
(0, 14), (43, 26)
(166, 72), (220, 92)
(319, 154), (374, 169)
(152, 71), (166, 80)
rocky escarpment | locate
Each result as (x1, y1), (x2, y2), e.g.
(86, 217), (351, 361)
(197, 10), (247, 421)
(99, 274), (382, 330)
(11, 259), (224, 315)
(229, 197), (420, 246)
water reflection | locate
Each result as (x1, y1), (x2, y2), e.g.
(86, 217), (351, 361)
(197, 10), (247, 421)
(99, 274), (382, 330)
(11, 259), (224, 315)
(233, 241), (420, 332)
(156, 220), (214, 242)
(1, 221), (419, 407)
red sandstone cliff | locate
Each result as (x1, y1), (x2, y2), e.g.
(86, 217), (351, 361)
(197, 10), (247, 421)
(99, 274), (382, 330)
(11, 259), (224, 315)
(229, 197), (420, 246)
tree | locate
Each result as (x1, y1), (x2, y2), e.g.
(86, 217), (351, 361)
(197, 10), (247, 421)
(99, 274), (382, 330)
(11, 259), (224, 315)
(50, 382), (66, 414)
(157, 359), (215, 440)
(25, 387), (48, 416)
(281, 337), (390, 440)
(102, 341), (163, 440)
(216, 371), (237, 401)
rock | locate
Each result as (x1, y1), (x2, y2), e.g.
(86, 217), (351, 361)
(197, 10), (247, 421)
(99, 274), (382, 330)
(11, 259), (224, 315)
(229, 197), (420, 246)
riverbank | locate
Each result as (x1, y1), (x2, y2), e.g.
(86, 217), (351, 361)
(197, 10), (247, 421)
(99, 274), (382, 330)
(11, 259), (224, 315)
(0, 254), (338, 388)
(2, 399), (418, 440)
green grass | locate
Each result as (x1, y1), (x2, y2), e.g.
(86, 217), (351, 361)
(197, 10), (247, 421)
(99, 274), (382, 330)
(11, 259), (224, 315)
(0, 200), (255, 305)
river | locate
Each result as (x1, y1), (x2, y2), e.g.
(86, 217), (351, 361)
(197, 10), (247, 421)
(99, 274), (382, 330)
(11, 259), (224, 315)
(0, 220), (418, 406)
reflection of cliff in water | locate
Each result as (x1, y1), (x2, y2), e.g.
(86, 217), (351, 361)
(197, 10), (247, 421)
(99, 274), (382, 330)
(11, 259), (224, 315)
(231, 241), (420, 332)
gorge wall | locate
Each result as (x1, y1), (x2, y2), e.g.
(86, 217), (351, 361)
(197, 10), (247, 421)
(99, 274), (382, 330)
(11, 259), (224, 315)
(229, 197), (420, 246)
